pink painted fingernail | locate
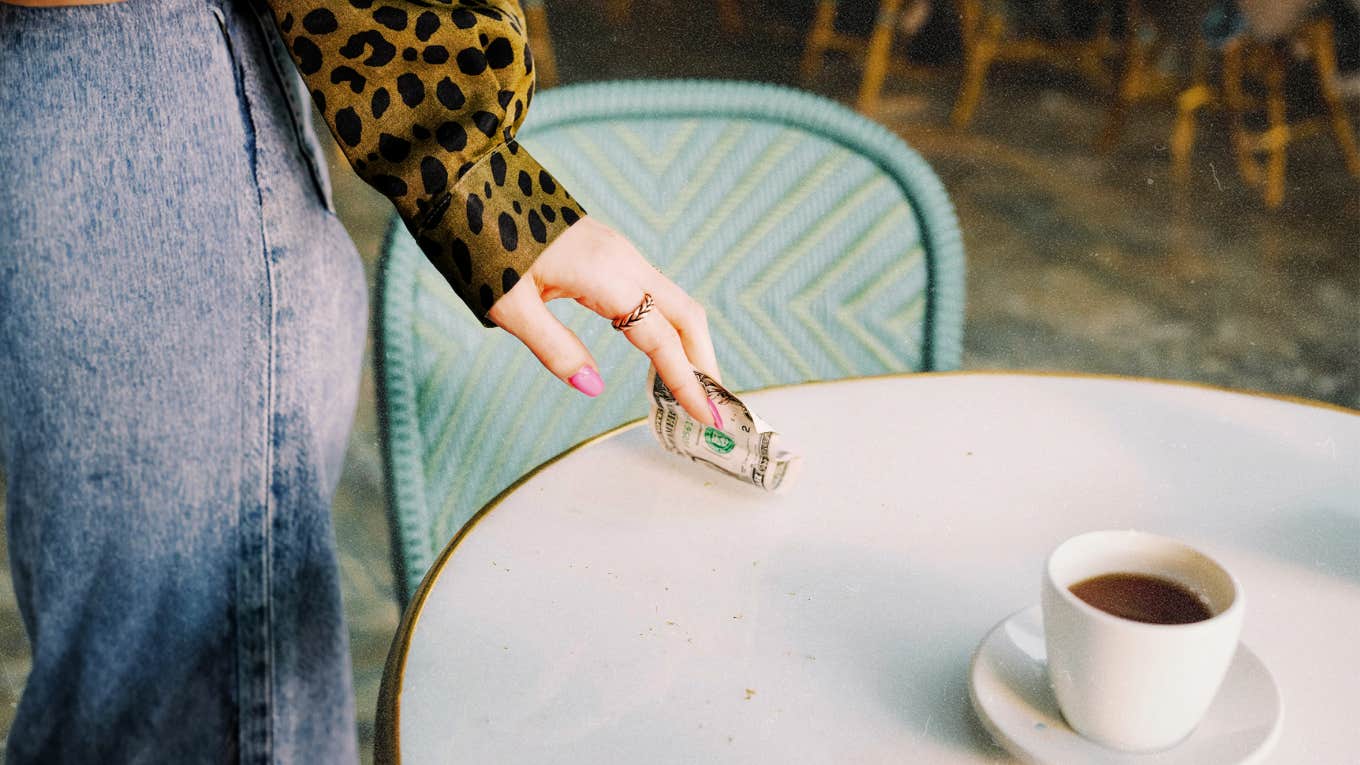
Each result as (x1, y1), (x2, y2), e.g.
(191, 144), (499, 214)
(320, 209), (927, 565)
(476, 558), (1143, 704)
(708, 400), (723, 430)
(568, 365), (604, 398)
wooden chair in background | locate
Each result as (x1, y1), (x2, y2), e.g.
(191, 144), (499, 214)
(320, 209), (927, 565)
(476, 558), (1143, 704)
(1095, 0), (1207, 151)
(1218, 18), (1360, 207)
(1102, 2), (1360, 207)
(950, 0), (1121, 127)
(799, 0), (934, 114)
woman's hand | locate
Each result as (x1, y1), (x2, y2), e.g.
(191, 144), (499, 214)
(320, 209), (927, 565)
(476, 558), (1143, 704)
(486, 215), (724, 428)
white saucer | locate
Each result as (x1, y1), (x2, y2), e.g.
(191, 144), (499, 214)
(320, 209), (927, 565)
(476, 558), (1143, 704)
(969, 606), (1283, 765)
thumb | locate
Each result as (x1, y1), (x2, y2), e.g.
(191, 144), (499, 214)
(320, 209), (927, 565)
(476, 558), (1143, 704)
(487, 276), (604, 398)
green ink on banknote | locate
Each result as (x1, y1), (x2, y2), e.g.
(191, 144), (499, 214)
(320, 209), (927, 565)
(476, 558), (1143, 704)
(703, 427), (735, 454)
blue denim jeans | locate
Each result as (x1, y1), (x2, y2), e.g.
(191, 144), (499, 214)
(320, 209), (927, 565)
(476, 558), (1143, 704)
(0, 0), (367, 761)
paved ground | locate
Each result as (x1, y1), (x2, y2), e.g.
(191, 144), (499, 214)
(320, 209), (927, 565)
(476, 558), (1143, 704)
(2, 1), (1356, 760)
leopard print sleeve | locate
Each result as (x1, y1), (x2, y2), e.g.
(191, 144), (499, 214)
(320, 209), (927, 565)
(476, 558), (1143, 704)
(263, 0), (586, 325)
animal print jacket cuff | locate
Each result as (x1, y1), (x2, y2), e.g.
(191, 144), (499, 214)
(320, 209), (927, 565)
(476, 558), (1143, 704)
(415, 141), (585, 326)
(263, 0), (584, 326)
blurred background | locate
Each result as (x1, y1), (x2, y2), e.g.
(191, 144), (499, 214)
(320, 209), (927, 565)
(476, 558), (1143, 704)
(1, 0), (1357, 760)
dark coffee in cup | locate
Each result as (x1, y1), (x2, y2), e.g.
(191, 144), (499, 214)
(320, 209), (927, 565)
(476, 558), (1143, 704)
(1045, 532), (1244, 750)
(1069, 572), (1212, 625)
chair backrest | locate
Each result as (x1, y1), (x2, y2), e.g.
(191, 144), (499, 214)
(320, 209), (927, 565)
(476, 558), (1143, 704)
(377, 80), (965, 602)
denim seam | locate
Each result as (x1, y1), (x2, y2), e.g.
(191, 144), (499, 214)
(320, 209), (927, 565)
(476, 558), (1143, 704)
(244, 0), (336, 214)
(215, 8), (276, 763)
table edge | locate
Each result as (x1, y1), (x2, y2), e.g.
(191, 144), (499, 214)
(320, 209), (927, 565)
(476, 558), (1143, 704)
(373, 370), (1356, 763)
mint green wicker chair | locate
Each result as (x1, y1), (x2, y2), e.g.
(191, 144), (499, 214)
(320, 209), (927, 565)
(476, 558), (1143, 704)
(377, 80), (965, 603)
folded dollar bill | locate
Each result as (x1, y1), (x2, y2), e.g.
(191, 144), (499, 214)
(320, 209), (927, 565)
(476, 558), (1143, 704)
(647, 368), (802, 492)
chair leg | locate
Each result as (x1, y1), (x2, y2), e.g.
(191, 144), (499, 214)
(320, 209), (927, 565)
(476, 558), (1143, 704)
(1307, 19), (1360, 177)
(1171, 85), (1213, 184)
(950, 9), (1000, 128)
(1222, 40), (1263, 188)
(801, 0), (838, 84)
(1262, 48), (1289, 208)
(1098, 7), (1149, 152)
(525, 2), (559, 88)
(857, 0), (904, 114)
(1170, 39), (1212, 183)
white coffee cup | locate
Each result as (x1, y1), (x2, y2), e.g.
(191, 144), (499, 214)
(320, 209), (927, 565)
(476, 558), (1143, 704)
(1041, 530), (1244, 752)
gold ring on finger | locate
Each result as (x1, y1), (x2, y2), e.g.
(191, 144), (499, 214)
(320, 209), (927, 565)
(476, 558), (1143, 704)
(611, 292), (654, 331)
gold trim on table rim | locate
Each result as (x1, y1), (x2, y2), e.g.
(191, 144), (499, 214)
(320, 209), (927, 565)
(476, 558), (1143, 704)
(373, 370), (1357, 763)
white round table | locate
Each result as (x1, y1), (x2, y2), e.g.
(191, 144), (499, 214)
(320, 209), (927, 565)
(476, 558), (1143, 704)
(378, 373), (1360, 764)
